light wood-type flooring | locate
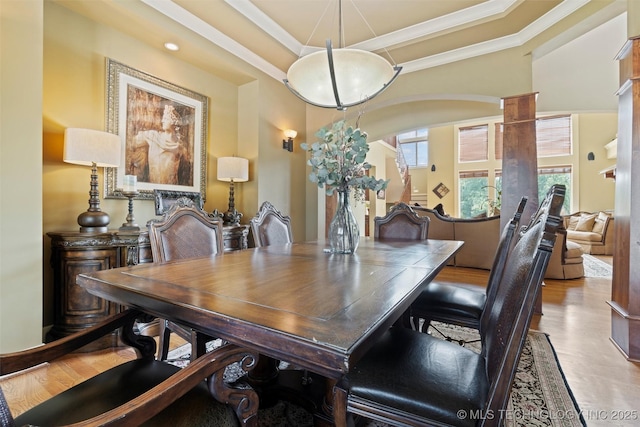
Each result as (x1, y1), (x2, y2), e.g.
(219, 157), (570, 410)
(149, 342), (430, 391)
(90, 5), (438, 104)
(2, 256), (640, 426)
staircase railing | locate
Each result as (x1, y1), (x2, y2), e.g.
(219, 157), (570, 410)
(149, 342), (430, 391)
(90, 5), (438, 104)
(382, 135), (412, 204)
(395, 140), (411, 203)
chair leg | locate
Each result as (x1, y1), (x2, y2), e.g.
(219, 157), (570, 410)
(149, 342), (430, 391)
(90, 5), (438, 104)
(333, 385), (350, 427)
(157, 319), (172, 361)
(191, 331), (209, 361)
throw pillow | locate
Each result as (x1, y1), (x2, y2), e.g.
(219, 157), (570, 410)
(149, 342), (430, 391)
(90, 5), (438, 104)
(592, 211), (610, 234)
(567, 215), (580, 230)
(576, 213), (597, 231)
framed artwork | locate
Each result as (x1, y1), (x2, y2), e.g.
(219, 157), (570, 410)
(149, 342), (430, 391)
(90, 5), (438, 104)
(105, 58), (208, 200)
(432, 183), (450, 199)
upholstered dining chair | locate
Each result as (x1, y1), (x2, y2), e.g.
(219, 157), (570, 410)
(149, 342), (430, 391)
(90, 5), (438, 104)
(332, 185), (565, 427)
(410, 197), (528, 341)
(0, 308), (258, 427)
(249, 201), (293, 247)
(147, 197), (224, 361)
(374, 202), (429, 240)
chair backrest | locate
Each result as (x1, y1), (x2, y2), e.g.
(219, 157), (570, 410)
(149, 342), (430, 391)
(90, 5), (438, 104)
(374, 203), (429, 240)
(479, 196), (527, 329)
(147, 197), (224, 262)
(479, 185), (565, 425)
(249, 201), (293, 247)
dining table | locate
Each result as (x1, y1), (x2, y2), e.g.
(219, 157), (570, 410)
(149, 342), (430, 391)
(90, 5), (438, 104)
(77, 237), (463, 426)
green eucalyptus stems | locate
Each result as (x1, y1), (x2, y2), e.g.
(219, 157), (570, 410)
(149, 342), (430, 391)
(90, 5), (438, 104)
(301, 120), (389, 202)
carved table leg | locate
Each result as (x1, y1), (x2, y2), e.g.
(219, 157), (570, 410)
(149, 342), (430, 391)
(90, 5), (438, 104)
(208, 346), (260, 427)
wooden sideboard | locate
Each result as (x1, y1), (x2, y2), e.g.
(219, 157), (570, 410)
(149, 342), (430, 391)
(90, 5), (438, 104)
(46, 225), (249, 349)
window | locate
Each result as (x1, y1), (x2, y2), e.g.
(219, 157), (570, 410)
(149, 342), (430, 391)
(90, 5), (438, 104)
(538, 166), (572, 215)
(536, 115), (572, 157)
(398, 129), (429, 167)
(459, 125), (488, 162)
(495, 115), (571, 160)
(458, 170), (488, 218)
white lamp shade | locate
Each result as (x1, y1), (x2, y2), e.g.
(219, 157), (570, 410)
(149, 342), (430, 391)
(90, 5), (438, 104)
(217, 157), (249, 182)
(63, 128), (121, 167)
(285, 48), (398, 109)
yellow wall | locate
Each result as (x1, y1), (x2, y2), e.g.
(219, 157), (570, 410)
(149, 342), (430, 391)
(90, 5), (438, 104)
(0, 0), (44, 352)
(39, 3), (306, 334)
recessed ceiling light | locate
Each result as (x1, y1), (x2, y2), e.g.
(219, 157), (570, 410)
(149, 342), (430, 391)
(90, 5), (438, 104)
(164, 42), (179, 51)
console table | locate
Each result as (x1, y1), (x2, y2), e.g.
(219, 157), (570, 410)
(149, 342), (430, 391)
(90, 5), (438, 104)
(46, 224), (250, 349)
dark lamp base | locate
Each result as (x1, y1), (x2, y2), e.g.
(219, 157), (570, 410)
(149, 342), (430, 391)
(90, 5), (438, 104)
(78, 210), (110, 234)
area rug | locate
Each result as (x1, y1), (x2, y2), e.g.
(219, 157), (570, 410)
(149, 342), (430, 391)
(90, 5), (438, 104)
(168, 323), (585, 427)
(583, 254), (613, 278)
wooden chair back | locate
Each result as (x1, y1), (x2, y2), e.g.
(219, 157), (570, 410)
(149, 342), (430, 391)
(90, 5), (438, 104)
(374, 202), (429, 240)
(480, 184), (565, 421)
(249, 201), (293, 247)
(148, 197), (224, 262)
(479, 196), (527, 326)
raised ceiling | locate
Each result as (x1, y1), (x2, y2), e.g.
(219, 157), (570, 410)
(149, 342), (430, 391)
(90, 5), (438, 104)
(55, 0), (625, 86)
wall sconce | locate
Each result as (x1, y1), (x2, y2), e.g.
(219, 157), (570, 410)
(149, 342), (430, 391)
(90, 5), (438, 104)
(282, 129), (297, 152)
(431, 164), (436, 172)
(587, 152), (595, 161)
(63, 128), (121, 233)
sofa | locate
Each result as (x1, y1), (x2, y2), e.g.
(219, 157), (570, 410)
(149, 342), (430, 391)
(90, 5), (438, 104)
(564, 211), (614, 255)
(413, 207), (501, 270)
(544, 227), (585, 280)
(414, 205), (584, 279)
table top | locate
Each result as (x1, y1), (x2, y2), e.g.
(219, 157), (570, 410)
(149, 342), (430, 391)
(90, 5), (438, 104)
(77, 238), (462, 378)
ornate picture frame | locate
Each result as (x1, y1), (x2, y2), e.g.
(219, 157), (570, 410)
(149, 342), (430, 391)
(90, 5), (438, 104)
(105, 58), (208, 200)
(153, 189), (204, 216)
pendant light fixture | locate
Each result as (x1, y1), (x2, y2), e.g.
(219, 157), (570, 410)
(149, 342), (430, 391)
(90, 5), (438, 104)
(284, 0), (402, 111)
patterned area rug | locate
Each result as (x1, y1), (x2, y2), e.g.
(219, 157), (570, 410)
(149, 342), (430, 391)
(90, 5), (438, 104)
(168, 323), (585, 427)
(582, 254), (613, 278)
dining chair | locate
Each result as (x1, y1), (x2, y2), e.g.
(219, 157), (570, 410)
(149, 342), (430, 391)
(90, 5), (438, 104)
(374, 202), (429, 240)
(332, 185), (565, 427)
(373, 202), (429, 328)
(0, 308), (258, 427)
(147, 197), (224, 361)
(410, 197), (528, 341)
(249, 201), (293, 247)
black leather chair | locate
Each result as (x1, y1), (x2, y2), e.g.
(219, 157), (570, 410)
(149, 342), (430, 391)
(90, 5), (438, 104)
(410, 197), (527, 342)
(147, 197), (224, 361)
(374, 202), (429, 240)
(249, 201), (293, 247)
(0, 309), (258, 427)
(332, 185), (565, 427)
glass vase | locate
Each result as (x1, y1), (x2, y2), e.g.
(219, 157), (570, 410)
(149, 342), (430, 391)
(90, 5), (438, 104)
(328, 189), (360, 254)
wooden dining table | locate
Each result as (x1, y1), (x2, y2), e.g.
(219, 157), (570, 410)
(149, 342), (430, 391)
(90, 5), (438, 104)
(77, 237), (463, 425)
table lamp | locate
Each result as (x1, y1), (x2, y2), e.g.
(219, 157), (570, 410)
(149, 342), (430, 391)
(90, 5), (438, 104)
(64, 128), (121, 233)
(217, 156), (249, 225)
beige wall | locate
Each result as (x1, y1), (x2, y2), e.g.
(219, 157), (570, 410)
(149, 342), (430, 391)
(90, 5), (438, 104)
(574, 113), (617, 212)
(0, 0), (44, 352)
(38, 3), (306, 335)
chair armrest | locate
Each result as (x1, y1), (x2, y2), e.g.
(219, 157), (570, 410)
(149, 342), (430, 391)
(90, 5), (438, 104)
(0, 309), (144, 376)
(64, 344), (259, 427)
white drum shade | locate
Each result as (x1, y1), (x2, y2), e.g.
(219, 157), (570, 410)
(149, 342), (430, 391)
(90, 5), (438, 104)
(217, 157), (249, 182)
(63, 128), (121, 167)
